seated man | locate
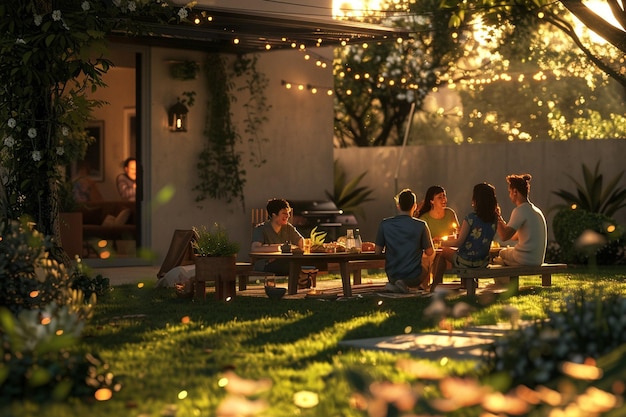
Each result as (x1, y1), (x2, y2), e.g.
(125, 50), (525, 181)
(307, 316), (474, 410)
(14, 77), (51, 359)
(496, 174), (547, 266)
(251, 198), (303, 276)
(375, 189), (434, 293)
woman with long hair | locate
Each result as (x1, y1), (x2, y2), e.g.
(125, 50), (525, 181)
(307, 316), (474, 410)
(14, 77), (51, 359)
(430, 183), (499, 292)
(416, 185), (459, 240)
(415, 185), (459, 290)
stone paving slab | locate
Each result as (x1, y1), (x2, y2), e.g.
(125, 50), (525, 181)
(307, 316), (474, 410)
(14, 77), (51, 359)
(338, 323), (517, 360)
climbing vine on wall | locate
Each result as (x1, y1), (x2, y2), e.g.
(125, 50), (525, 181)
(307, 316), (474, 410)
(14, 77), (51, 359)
(194, 53), (268, 208)
(234, 54), (271, 168)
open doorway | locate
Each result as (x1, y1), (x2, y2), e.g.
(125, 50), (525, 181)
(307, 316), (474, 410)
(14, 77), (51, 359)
(79, 44), (148, 266)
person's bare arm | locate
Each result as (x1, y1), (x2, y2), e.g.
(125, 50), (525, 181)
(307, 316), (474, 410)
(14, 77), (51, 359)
(251, 241), (281, 252)
(497, 216), (517, 241)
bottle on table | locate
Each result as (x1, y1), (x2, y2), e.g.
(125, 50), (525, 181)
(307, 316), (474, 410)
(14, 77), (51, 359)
(354, 228), (362, 252)
(346, 229), (355, 251)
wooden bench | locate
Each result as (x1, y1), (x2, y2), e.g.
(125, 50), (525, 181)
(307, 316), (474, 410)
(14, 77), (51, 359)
(236, 262), (276, 291)
(443, 263), (567, 296)
(327, 259), (386, 285)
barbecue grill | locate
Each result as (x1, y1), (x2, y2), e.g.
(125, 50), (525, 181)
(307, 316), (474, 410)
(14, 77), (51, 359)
(288, 200), (358, 242)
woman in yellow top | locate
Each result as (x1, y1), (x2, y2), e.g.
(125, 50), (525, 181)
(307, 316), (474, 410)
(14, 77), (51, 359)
(415, 185), (459, 290)
(416, 185), (459, 239)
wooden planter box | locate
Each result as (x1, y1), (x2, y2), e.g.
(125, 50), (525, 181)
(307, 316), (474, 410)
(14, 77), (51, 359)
(194, 255), (237, 300)
(59, 211), (83, 259)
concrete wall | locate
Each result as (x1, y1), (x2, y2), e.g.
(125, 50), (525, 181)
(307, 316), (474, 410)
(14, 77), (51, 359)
(335, 141), (626, 243)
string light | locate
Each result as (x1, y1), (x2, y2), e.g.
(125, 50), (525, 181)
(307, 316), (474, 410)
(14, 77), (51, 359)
(281, 80), (333, 96)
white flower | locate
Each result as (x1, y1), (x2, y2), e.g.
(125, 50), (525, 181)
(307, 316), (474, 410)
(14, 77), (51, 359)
(178, 8), (188, 19)
(34, 14), (42, 26)
(128, 1), (137, 12)
(56, 146), (64, 156)
(27, 128), (37, 138)
(62, 126), (69, 136)
(4, 136), (15, 147)
(52, 10), (62, 21)
(7, 118), (16, 128)
(16, 38), (26, 45)
(32, 150), (41, 161)
(81, 1), (90, 11)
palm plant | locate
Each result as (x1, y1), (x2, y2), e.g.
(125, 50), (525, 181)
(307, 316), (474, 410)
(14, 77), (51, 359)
(325, 160), (375, 221)
(551, 161), (626, 217)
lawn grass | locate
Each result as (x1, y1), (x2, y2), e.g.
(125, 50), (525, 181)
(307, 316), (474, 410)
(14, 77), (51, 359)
(5, 266), (626, 416)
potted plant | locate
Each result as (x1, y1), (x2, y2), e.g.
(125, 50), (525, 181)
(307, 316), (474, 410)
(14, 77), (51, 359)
(191, 223), (240, 300)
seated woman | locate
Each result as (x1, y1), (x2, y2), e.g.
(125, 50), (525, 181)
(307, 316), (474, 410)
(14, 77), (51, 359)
(415, 185), (459, 290)
(430, 183), (499, 292)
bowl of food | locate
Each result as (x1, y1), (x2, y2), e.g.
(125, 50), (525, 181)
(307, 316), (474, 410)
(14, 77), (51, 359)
(265, 286), (286, 300)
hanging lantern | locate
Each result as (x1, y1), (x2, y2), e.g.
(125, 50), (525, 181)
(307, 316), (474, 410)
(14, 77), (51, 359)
(168, 100), (189, 132)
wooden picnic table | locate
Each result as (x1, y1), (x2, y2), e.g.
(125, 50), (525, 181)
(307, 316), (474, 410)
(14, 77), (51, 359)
(249, 251), (386, 296)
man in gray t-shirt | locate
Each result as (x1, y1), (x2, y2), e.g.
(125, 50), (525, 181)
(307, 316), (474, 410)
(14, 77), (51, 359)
(375, 189), (434, 293)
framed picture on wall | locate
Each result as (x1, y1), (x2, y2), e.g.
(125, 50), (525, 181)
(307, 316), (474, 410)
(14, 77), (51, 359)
(74, 120), (105, 181)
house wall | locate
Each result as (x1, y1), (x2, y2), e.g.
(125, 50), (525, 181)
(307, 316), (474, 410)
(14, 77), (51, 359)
(147, 47), (336, 261)
(335, 141), (626, 244)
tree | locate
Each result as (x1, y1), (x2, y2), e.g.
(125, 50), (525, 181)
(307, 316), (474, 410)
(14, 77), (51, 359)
(0, 1), (185, 248)
(333, 0), (489, 147)
(441, 0), (626, 88)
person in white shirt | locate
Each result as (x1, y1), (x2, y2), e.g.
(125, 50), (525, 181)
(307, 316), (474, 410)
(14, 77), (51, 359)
(496, 173), (547, 266)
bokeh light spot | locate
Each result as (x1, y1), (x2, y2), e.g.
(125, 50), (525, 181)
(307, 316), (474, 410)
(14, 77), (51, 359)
(95, 388), (112, 401)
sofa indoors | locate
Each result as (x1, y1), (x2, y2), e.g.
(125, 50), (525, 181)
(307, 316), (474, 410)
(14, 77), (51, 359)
(79, 200), (136, 242)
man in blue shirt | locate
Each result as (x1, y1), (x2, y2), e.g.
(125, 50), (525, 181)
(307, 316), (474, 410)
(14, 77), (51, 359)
(375, 189), (434, 293)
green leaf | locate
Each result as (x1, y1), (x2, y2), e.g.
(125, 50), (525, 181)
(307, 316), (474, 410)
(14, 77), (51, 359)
(45, 34), (55, 47)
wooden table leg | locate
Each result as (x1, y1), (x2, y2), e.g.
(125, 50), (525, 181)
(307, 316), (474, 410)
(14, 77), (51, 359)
(288, 260), (301, 295)
(462, 277), (476, 296)
(510, 275), (520, 295)
(339, 261), (351, 297)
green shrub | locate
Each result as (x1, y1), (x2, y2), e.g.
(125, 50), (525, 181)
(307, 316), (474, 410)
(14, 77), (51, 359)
(69, 261), (110, 302)
(552, 208), (624, 265)
(551, 160), (626, 217)
(0, 219), (70, 314)
(482, 291), (626, 388)
(0, 304), (115, 403)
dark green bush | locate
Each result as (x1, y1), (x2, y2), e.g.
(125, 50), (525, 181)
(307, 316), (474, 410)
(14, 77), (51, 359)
(70, 272), (110, 301)
(482, 291), (626, 388)
(552, 208), (624, 265)
(0, 219), (70, 314)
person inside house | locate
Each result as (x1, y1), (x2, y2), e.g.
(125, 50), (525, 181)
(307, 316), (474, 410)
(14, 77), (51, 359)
(72, 161), (102, 203)
(416, 185), (460, 290)
(375, 188), (434, 293)
(430, 182), (499, 292)
(251, 198), (304, 275)
(495, 173), (547, 266)
(116, 157), (137, 201)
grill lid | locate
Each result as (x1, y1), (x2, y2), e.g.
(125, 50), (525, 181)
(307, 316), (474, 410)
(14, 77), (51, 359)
(289, 200), (343, 216)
